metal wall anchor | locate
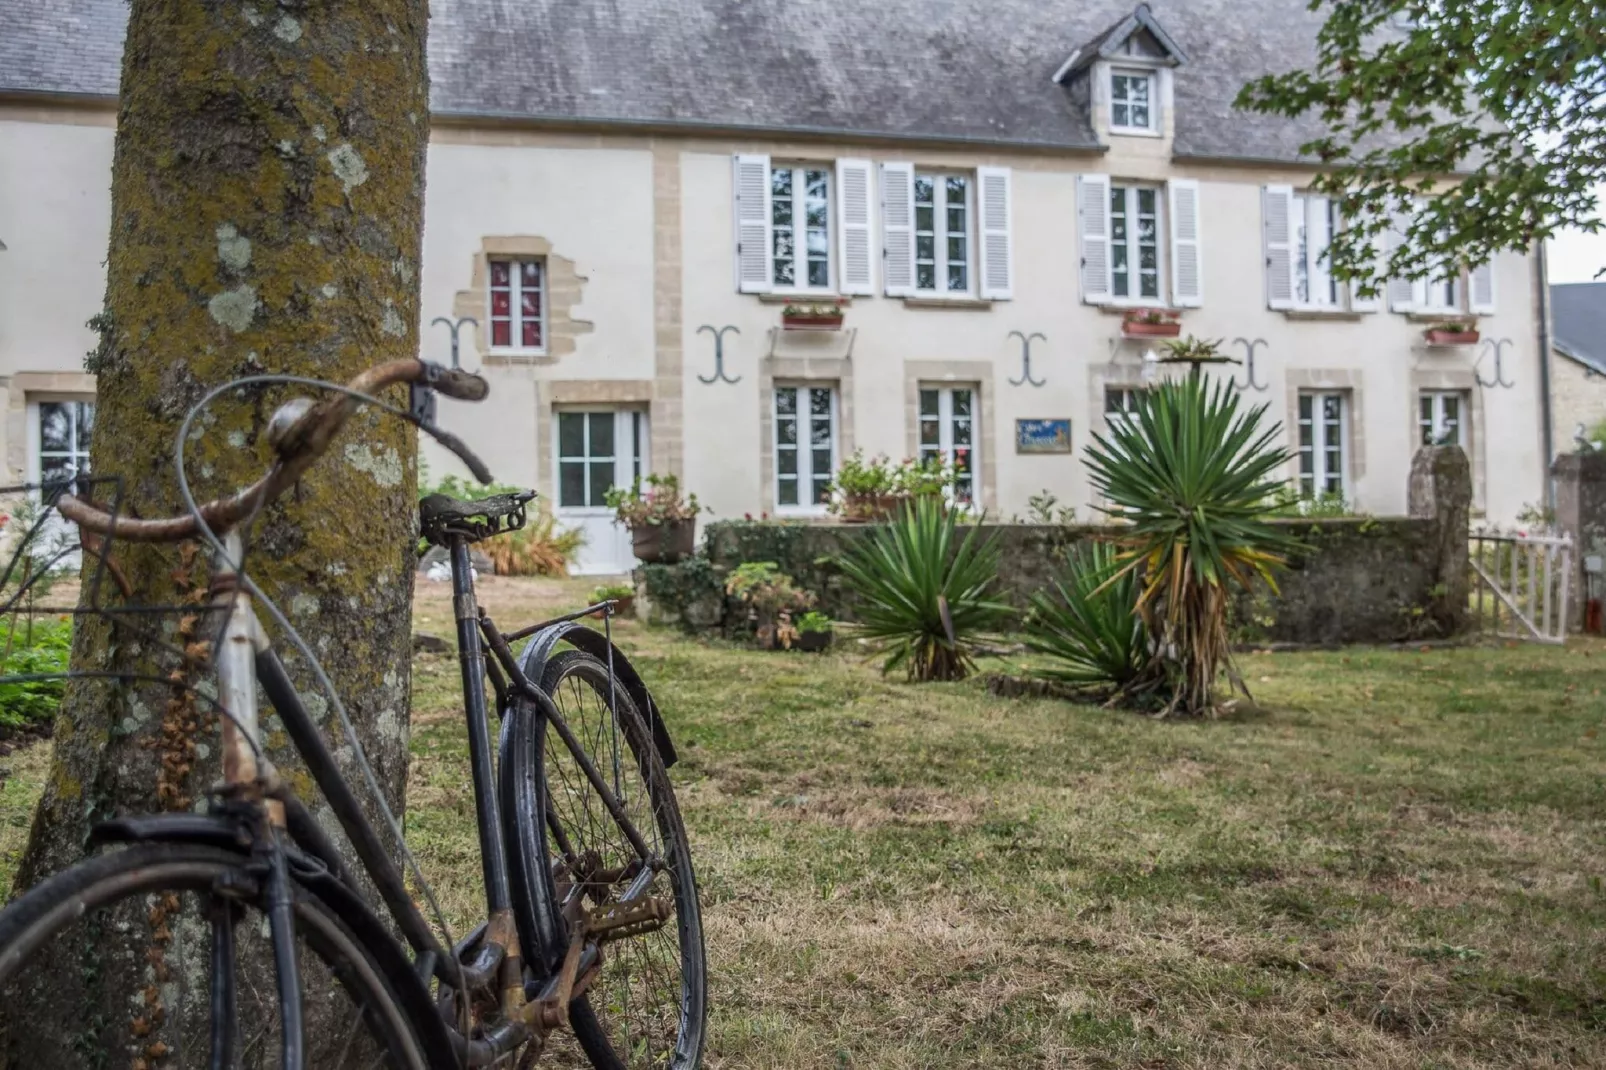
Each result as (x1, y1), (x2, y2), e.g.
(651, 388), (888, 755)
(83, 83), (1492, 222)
(696, 325), (741, 384)
(431, 316), (478, 370)
(1007, 331), (1047, 387)
(1475, 337), (1516, 389)
(1231, 337), (1270, 392)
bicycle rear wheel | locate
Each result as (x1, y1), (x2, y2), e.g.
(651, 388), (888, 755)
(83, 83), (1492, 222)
(504, 649), (706, 1070)
(0, 841), (428, 1069)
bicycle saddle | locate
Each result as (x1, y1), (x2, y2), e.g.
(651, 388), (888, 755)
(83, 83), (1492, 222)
(419, 490), (536, 545)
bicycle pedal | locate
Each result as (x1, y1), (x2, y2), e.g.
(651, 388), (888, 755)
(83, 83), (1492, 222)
(587, 896), (672, 941)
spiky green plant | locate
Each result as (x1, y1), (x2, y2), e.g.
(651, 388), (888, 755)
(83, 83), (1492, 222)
(1085, 374), (1300, 716)
(1024, 541), (1146, 688)
(835, 496), (1013, 682)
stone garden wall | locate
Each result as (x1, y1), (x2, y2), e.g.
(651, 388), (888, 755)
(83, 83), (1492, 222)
(637, 446), (1475, 647)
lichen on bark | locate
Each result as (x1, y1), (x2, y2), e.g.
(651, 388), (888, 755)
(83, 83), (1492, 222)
(8, 0), (431, 1058)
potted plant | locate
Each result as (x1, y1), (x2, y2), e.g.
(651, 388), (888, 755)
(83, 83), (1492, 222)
(828, 451), (900, 522)
(781, 299), (846, 331)
(606, 474), (703, 564)
(724, 562), (816, 649)
(1424, 319), (1479, 346)
(1121, 307), (1182, 338)
(590, 582), (636, 618)
(795, 610), (835, 652)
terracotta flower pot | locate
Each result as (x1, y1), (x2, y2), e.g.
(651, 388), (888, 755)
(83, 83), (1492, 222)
(1122, 320), (1182, 338)
(631, 518), (696, 564)
(1425, 329), (1479, 346)
(782, 314), (844, 331)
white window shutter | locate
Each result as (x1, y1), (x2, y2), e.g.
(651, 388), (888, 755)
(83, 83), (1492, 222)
(1076, 173), (1113, 304)
(733, 154), (772, 293)
(1169, 179), (1203, 307)
(881, 161), (916, 296)
(977, 166), (1013, 300)
(1262, 184), (1294, 310)
(1470, 257), (1497, 314)
(836, 158), (875, 296)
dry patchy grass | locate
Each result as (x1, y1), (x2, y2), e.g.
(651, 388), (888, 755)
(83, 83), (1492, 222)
(4, 576), (1604, 1067)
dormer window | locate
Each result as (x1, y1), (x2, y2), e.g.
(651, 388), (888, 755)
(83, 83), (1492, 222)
(1110, 70), (1156, 133)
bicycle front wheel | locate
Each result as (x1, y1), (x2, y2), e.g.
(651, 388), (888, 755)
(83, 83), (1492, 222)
(504, 649), (707, 1070)
(0, 841), (429, 1069)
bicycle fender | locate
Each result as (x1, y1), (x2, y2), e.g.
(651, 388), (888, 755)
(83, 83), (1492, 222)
(89, 813), (253, 853)
(512, 622), (679, 768)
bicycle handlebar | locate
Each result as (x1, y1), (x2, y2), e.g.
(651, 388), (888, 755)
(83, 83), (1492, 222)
(57, 358), (490, 543)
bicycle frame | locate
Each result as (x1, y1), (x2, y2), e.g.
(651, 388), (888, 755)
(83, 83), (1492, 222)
(200, 523), (669, 1068)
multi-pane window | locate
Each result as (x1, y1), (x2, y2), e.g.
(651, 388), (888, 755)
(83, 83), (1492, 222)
(918, 386), (977, 503)
(774, 386), (836, 511)
(1104, 387), (1145, 428)
(914, 173), (971, 294)
(1419, 391), (1466, 447)
(1110, 70), (1155, 132)
(1297, 392), (1348, 499)
(489, 258), (545, 350)
(557, 411), (629, 509)
(1110, 185), (1162, 300)
(771, 165), (831, 289)
(1292, 193), (1340, 307)
(37, 400), (94, 495)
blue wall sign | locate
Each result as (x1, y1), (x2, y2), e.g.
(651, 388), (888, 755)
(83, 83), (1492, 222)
(1016, 419), (1072, 454)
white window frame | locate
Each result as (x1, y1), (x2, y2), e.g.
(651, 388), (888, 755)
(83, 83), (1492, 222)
(1109, 183), (1166, 304)
(770, 162), (834, 292)
(913, 171), (974, 297)
(1419, 390), (1467, 448)
(1297, 391), (1349, 500)
(1104, 386), (1145, 431)
(1109, 68), (1158, 134)
(554, 409), (645, 514)
(772, 385), (838, 515)
(1292, 192), (1342, 309)
(917, 385), (979, 504)
(487, 256), (548, 355)
(27, 397), (95, 494)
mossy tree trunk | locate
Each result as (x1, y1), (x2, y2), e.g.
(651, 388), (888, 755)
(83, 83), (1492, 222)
(10, 0), (430, 1053)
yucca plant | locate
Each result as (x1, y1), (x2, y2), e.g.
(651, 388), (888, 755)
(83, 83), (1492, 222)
(1024, 541), (1147, 688)
(1085, 373), (1300, 716)
(835, 496), (1013, 682)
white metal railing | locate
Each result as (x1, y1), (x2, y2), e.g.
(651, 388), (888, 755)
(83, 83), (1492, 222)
(1468, 529), (1573, 644)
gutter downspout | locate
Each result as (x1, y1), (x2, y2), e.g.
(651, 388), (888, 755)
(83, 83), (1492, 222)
(1537, 242), (1555, 510)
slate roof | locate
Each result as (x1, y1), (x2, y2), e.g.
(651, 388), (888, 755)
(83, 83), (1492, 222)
(1552, 283), (1606, 377)
(1, 0), (1341, 161)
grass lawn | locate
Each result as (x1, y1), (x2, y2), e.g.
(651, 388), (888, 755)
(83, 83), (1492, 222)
(7, 575), (1606, 1067)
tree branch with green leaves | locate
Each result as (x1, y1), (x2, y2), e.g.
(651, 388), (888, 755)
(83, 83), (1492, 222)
(1237, 0), (1605, 289)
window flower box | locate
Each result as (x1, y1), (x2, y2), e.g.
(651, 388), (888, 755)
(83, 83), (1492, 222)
(1424, 321), (1479, 346)
(781, 299), (846, 331)
(1121, 307), (1182, 338)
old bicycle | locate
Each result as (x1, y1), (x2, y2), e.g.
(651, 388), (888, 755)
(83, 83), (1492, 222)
(0, 359), (705, 1068)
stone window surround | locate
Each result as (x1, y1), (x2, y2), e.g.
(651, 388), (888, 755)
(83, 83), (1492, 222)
(533, 380), (654, 505)
(1285, 367), (1367, 495)
(3, 372), (98, 486)
(1411, 365), (1485, 510)
(453, 236), (593, 365)
(758, 356), (855, 517)
(903, 361), (997, 512)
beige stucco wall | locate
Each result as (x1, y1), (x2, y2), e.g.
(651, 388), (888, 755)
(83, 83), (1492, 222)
(0, 112), (115, 483)
(677, 136), (1546, 522)
(1553, 353), (1606, 450)
(416, 136), (657, 491)
(0, 103), (1550, 522)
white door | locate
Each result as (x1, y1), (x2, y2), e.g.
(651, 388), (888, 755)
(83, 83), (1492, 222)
(554, 409), (647, 576)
